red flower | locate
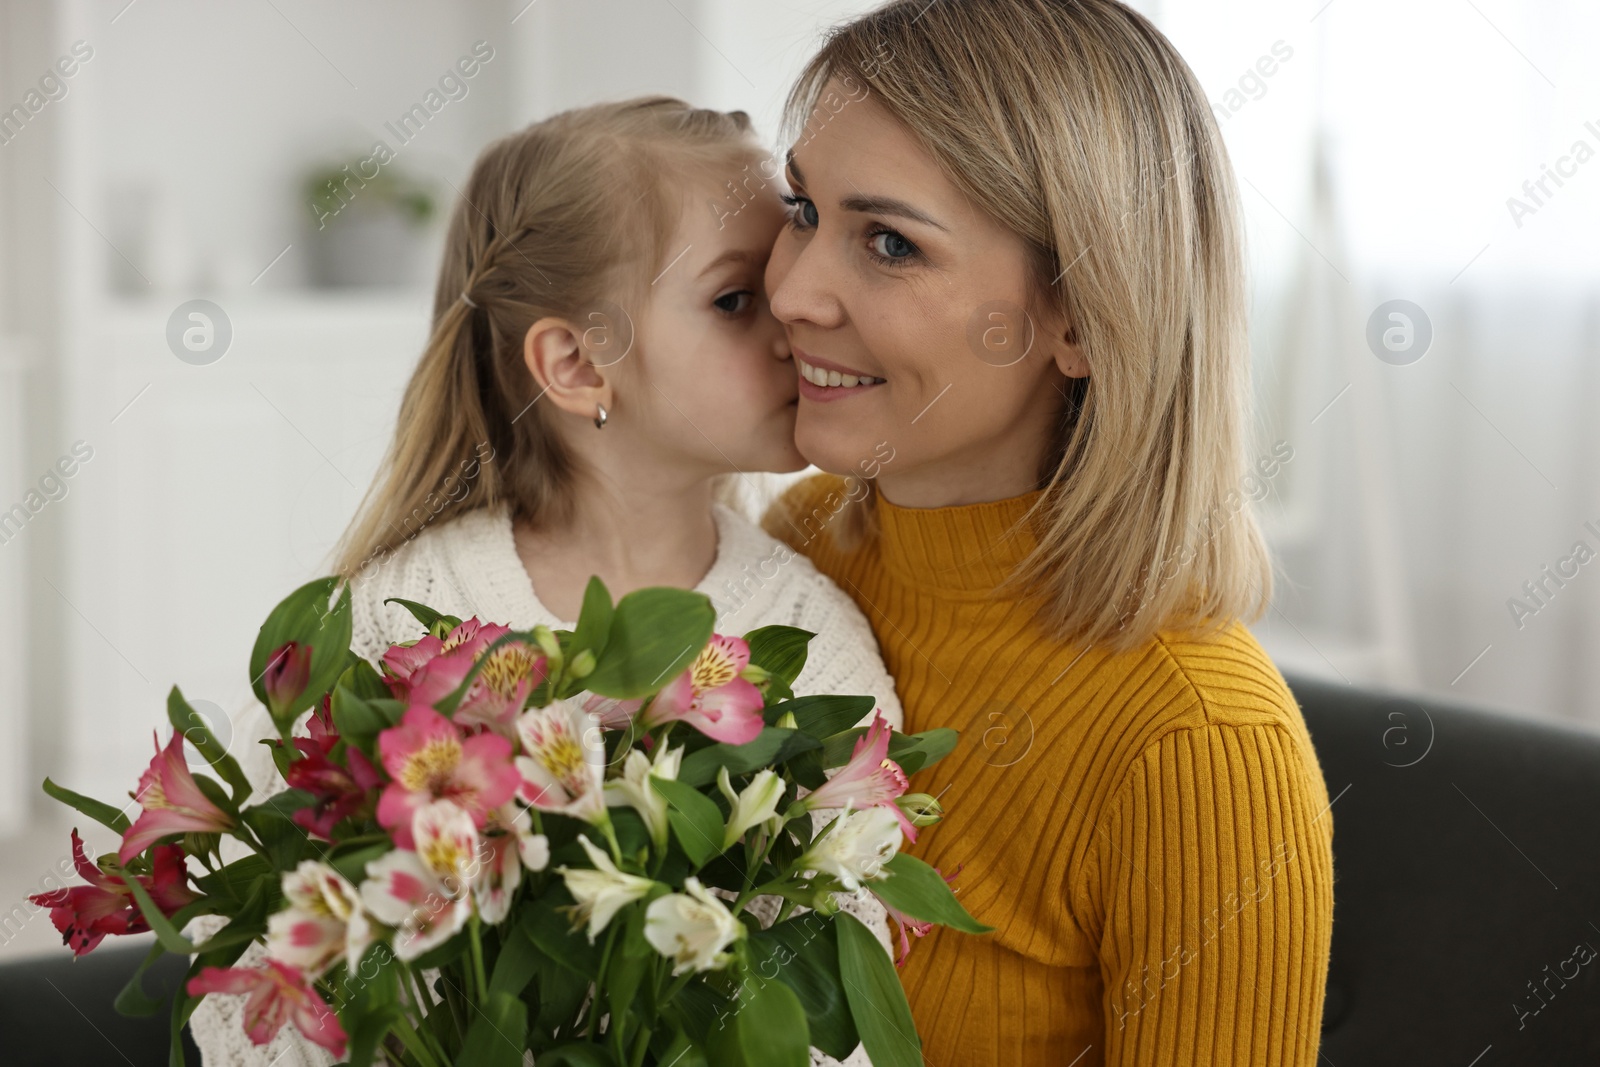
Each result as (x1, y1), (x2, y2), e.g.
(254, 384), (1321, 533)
(283, 700), (385, 840)
(382, 619), (547, 737)
(29, 828), (199, 957)
(186, 959), (347, 1058)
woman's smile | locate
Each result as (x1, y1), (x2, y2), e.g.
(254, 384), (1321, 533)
(794, 347), (886, 403)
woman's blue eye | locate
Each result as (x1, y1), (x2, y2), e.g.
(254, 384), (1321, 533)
(780, 193), (818, 229)
(870, 229), (917, 260)
(714, 290), (753, 315)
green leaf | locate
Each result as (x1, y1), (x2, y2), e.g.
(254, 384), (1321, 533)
(836, 912), (921, 1067)
(679, 728), (795, 788)
(239, 789), (315, 871)
(330, 685), (404, 754)
(114, 942), (174, 1017)
(167, 686), (252, 805)
(871, 853), (994, 933)
(654, 1028), (709, 1067)
(570, 576), (615, 660)
(707, 960), (810, 1067)
(488, 926), (543, 999)
(581, 587), (715, 699)
(654, 777), (727, 865)
(326, 840), (392, 887)
(337, 656), (392, 701)
(520, 888), (603, 979)
(41, 777), (130, 833)
(121, 869), (195, 955)
(749, 914), (859, 1060)
(743, 625), (813, 688)
(536, 1044), (620, 1066)
(460, 990), (528, 1067)
(382, 596), (452, 633)
(248, 576), (353, 728)
(763, 694), (876, 738)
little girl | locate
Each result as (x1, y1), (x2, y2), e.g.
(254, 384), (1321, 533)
(188, 97), (902, 1067)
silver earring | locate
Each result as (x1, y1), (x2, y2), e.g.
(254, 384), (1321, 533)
(594, 402), (608, 429)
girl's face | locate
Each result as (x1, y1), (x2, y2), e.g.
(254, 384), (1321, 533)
(626, 167), (803, 478)
(765, 81), (1086, 505)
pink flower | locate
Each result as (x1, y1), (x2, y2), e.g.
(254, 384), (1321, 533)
(262, 641), (313, 720)
(119, 730), (236, 864)
(579, 691), (644, 731)
(30, 828), (199, 957)
(642, 634), (765, 744)
(384, 620), (548, 736)
(799, 711), (918, 841)
(376, 706), (520, 849)
(361, 800), (478, 960)
(186, 959), (347, 1058)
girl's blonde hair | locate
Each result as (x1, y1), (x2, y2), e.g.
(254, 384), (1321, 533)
(332, 96), (759, 582)
(782, 0), (1271, 651)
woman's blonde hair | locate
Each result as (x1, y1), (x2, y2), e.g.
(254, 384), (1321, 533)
(331, 96), (759, 583)
(782, 0), (1271, 651)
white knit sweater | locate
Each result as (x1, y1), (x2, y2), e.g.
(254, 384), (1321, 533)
(186, 501), (902, 1067)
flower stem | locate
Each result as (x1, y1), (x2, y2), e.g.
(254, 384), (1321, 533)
(390, 1009), (443, 1067)
(585, 922), (620, 1038)
(468, 915), (490, 1006)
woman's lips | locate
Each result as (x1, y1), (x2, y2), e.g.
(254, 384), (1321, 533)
(794, 350), (885, 403)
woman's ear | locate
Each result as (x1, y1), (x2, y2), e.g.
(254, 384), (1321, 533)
(1048, 316), (1090, 379)
(523, 316), (612, 419)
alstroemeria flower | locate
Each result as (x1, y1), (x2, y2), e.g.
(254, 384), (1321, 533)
(514, 700), (608, 824)
(604, 744), (684, 848)
(798, 711), (918, 841)
(882, 899), (934, 968)
(30, 828), (198, 957)
(376, 706), (520, 849)
(556, 835), (655, 943)
(717, 766), (784, 850)
(644, 875), (744, 975)
(119, 730), (236, 864)
(186, 959), (347, 1058)
(474, 802), (549, 925)
(383, 619), (547, 736)
(265, 860), (372, 977)
(641, 634), (765, 744)
(362, 800), (478, 960)
(283, 698), (386, 839)
(798, 805), (903, 892)
(262, 641), (313, 721)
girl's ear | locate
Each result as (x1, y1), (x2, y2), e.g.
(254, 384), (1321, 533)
(523, 316), (612, 417)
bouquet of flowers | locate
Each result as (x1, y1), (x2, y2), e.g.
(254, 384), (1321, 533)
(34, 576), (990, 1066)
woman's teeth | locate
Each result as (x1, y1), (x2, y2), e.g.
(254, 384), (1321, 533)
(797, 356), (884, 388)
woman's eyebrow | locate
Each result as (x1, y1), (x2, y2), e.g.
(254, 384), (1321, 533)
(785, 152), (948, 232)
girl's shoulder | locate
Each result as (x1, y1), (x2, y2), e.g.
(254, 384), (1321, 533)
(345, 503), (539, 657)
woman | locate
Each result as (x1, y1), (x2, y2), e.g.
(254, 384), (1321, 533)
(760, 1), (1335, 1064)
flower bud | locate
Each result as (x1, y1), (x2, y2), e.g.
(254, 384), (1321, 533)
(568, 649), (596, 679)
(263, 641), (312, 721)
(775, 710), (798, 730)
(740, 663), (771, 685)
(896, 793), (944, 828)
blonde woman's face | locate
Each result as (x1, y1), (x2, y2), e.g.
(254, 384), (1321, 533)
(628, 170), (804, 477)
(765, 80), (1081, 505)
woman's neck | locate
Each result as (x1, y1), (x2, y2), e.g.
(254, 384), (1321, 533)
(511, 477), (720, 623)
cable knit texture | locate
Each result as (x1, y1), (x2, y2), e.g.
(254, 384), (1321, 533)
(186, 500), (903, 1067)
(761, 474), (1336, 1067)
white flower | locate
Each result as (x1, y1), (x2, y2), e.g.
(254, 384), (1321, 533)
(717, 766), (784, 849)
(473, 802), (550, 925)
(604, 743), (684, 848)
(798, 805), (903, 892)
(361, 800), (478, 961)
(515, 699), (609, 824)
(557, 835), (656, 943)
(644, 876), (744, 975)
(265, 860), (372, 976)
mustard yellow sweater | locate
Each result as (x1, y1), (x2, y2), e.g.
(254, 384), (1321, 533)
(763, 474), (1335, 1067)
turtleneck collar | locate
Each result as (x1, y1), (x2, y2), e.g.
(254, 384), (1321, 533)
(873, 487), (1048, 596)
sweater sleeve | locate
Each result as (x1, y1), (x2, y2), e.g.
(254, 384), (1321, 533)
(1085, 721), (1334, 1066)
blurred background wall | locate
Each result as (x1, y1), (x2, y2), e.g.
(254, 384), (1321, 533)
(1, 0), (1596, 957)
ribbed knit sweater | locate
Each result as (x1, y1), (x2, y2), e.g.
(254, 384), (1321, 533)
(762, 474), (1336, 1067)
